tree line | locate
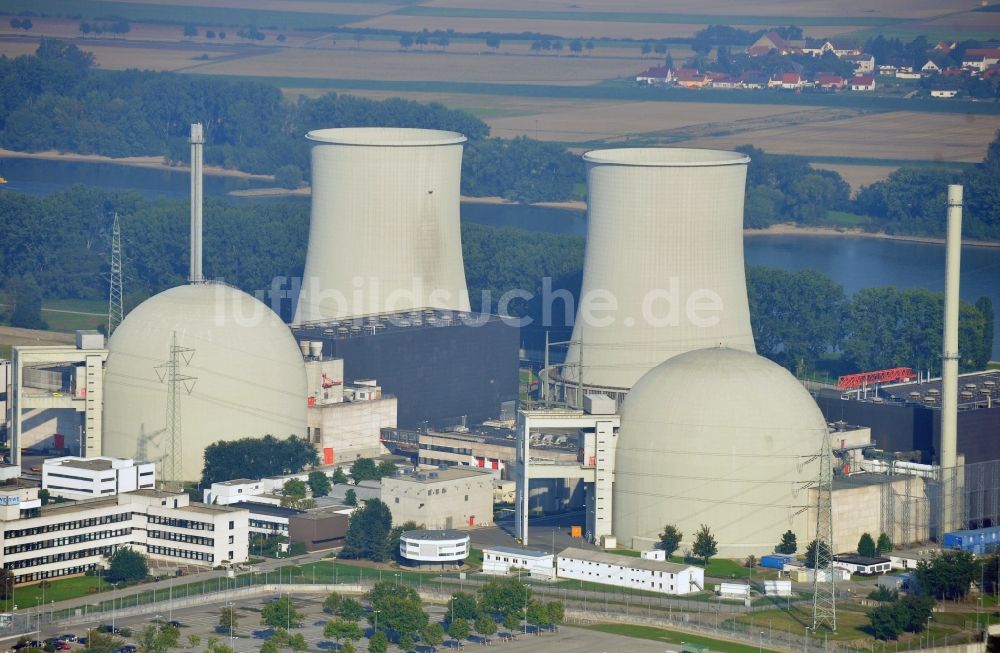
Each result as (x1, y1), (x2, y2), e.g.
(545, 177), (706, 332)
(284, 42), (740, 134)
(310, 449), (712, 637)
(0, 41), (578, 203)
(1, 186), (994, 372)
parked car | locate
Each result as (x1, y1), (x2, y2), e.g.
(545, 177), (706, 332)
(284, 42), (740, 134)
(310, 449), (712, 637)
(166, 621), (183, 629)
(59, 635), (77, 642)
(55, 641), (72, 650)
(115, 645), (137, 653)
(77, 638), (89, 646)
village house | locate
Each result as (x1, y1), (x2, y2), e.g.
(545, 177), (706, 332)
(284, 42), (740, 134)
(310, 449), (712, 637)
(829, 40), (862, 57)
(930, 89), (958, 98)
(843, 54), (876, 75)
(674, 68), (710, 88)
(746, 31), (800, 57)
(921, 60), (941, 74)
(814, 73), (845, 90)
(849, 75), (876, 91)
(635, 66), (674, 84)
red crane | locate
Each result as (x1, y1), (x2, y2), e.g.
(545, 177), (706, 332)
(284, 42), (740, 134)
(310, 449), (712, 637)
(837, 367), (915, 390)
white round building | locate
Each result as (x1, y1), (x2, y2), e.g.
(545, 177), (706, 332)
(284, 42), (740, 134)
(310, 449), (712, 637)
(612, 347), (826, 557)
(102, 283), (307, 482)
(399, 529), (470, 569)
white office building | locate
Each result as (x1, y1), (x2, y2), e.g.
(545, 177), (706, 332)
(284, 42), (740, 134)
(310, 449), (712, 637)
(482, 546), (554, 580)
(398, 530), (469, 569)
(42, 456), (155, 500)
(556, 547), (704, 595)
(0, 486), (249, 584)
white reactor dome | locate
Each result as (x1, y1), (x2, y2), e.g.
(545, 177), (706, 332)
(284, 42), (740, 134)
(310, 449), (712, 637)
(103, 283), (307, 481)
(612, 347), (825, 557)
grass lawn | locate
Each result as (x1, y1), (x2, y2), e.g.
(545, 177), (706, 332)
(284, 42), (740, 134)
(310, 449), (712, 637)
(825, 210), (873, 228)
(584, 623), (782, 653)
(13, 575), (107, 607)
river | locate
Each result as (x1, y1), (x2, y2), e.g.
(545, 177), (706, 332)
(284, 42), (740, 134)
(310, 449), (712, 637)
(2, 155), (998, 357)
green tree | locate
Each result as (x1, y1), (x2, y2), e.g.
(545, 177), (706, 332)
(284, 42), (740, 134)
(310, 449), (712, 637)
(914, 550), (976, 600)
(287, 633), (307, 652)
(202, 436), (317, 486)
(341, 499), (393, 560)
(338, 597), (364, 622)
(308, 471), (331, 498)
(858, 532), (877, 557)
(283, 478), (306, 499)
(486, 36), (501, 49)
(366, 583), (427, 640)
(8, 274), (47, 330)
(869, 602), (905, 640)
(877, 533), (893, 555)
(106, 548), (148, 583)
(545, 602), (564, 630)
(368, 631), (388, 653)
(344, 489), (357, 506)
(399, 34), (414, 49)
(83, 631), (124, 653)
(259, 642), (278, 653)
(448, 592), (479, 621)
(186, 636), (200, 649)
(38, 489), (50, 506)
(776, 530), (797, 554)
(183, 25), (197, 37)
(502, 612), (520, 632)
(421, 623), (445, 648)
(322, 592), (341, 614)
(323, 619), (362, 646)
(474, 613), (498, 640)
(341, 643), (356, 653)
(658, 524), (683, 558)
(478, 576), (531, 618)
(525, 602), (549, 630)
(447, 618), (470, 643)
(218, 606), (238, 633)
(570, 40), (583, 53)
(399, 634), (415, 651)
(331, 468), (348, 484)
(274, 165), (302, 190)
(349, 458), (378, 482)
(805, 539), (832, 569)
(262, 597), (302, 629)
(137, 624), (179, 653)
(692, 524), (717, 566)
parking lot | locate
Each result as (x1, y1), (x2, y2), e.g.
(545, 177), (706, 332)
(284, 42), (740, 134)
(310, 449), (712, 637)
(21, 592), (675, 653)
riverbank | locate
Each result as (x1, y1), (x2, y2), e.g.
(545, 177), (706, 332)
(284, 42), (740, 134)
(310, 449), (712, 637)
(3, 148), (999, 247)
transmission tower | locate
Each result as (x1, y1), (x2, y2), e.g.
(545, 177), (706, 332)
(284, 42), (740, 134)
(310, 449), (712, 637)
(107, 212), (124, 335)
(812, 426), (837, 632)
(155, 332), (196, 485)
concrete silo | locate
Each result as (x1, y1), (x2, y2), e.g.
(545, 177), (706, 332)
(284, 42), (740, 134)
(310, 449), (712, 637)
(559, 148), (756, 401)
(293, 128), (471, 324)
(612, 347), (825, 557)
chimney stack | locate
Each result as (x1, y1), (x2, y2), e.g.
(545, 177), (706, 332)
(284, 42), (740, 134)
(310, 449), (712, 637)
(940, 184), (962, 531)
(189, 123), (204, 283)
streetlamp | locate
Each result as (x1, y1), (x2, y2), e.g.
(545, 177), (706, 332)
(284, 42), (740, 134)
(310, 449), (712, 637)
(373, 608), (381, 633)
(226, 601), (235, 652)
(759, 631), (764, 653)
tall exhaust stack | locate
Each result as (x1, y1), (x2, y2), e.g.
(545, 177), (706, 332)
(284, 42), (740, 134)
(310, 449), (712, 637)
(189, 123), (204, 283)
(293, 127), (471, 324)
(561, 148), (757, 399)
(940, 184), (963, 532)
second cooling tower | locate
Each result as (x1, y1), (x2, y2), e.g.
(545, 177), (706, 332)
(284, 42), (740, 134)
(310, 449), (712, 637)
(563, 148), (756, 393)
(294, 128), (472, 324)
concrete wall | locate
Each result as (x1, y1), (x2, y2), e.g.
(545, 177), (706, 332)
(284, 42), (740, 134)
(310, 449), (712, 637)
(310, 396), (396, 464)
(289, 512), (349, 551)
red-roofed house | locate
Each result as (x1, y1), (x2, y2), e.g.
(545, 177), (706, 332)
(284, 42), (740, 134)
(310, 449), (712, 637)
(963, 55), (987, 72)
(934, 41), (957, 53)
(829, 40), (862, 57)
(801, 39), (832, 57)
(709, 73), (742, 89)
(849, 75), (876, 91)
(781, 71), (803, 89)
(674, 68), (709, 88)
(746, 32), (799, 57)
(966, 48), (1000, 66)
(815, 74), (845, 90)
(636, 66), (674, 84)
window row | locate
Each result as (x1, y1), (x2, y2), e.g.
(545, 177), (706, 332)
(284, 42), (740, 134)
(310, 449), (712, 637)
(4, 528), (131, 555)
(146, 545), (214, 563)
(5, 545), (113, 570)
(148, 530), (214, 548)
(147, 515), (214, 531)
(5, 512), (131, 539)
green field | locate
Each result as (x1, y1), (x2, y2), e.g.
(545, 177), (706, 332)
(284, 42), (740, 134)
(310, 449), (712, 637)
(1, 0), (361, 29)
(584, 623), (782, 653)
(826, 211), (873, 228)
(391, 6), (904, 27)
(0, 295), (108, 334)
(9, 575), (107, 607)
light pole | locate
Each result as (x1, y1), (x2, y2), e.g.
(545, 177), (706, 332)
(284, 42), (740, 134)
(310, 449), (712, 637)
(760, 631), (764, 653)
(374, 609), (381, 633)
(227, 601), (235, 652)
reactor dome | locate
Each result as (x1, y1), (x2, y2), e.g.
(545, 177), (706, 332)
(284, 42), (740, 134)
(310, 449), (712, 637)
(612, 347), (826, 557)
(103, 283), (307, 482)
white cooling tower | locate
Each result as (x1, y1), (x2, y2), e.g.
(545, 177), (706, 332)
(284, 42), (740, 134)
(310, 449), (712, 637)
(562, 148), (756, 394)
(293, 127), (472, 324)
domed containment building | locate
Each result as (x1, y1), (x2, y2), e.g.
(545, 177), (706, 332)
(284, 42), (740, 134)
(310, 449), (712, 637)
(612, 347), (826, 557)
(102, 283), (307, 482)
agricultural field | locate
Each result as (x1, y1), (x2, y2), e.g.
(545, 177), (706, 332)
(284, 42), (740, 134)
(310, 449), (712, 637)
(189, 46), (644, 85)
(814, 164), (901, 191)
(683, 111), (1000, 164)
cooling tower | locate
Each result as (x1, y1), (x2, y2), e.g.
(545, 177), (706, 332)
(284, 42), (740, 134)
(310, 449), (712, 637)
(293, 127), (472, 324)
(562, 148), (756, 394)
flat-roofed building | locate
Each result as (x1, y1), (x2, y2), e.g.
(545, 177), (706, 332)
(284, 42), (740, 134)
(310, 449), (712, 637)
(381, 467), (493, 530)
(42, 456), (155, 500)
(288, 508), (350, 552)
(482, 546), (554, 579)
(123, 489), (250, 567)
(556, 547), (704, 595)
(230, 501), (303, 538)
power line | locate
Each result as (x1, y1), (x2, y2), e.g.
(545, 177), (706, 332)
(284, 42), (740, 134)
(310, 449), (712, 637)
(155, 332), (196, 485)
(108, 212), (124, 335)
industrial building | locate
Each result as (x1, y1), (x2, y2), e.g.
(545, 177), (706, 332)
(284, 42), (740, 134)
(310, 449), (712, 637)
(552, 148), (757, 405)
(556, 547), (704, 595)
(102, 125), (307, 483)
(381, 467), (494, 530)
(292, 310), (518, 429)
(287, 508), (350, 552)
(303, 355), (395, 464)
(399, 529), (470, 568)
(8, 330), (108, 464)
(42, 456), (155, 500)
(0, 485), (249, 584)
